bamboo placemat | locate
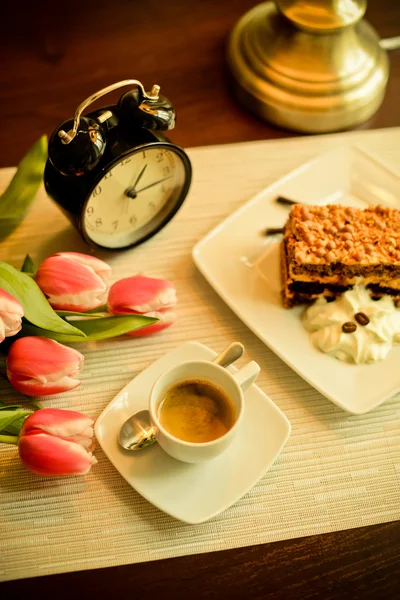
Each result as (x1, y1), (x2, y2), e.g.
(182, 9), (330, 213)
(1, 128), (400, 582)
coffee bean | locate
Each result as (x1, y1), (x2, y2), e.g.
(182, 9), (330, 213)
(354, 312), (370, 326)
(342, 321), (357, 333)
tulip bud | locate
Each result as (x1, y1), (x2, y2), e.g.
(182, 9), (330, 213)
(18, 408), (97, 476)
(0, 289), (24, 343)
(107, 275), (177, 336)
(7, 337), (84, 397)
(35, 252), (111, 312)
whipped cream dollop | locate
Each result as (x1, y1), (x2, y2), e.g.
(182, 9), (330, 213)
(302, 286), (400, 364)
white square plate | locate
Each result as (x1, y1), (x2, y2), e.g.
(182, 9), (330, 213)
(95, 341), (291, 524)
(193, 146), (400, 414)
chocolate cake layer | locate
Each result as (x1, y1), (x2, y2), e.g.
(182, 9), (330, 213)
(289, 281), (400, 295)
(281, 204), (400, 308)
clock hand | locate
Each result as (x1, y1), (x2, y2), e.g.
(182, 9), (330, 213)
(134, 176), (172, 195)
(130, 163), (148, 191)
(125, 164), (149, 199)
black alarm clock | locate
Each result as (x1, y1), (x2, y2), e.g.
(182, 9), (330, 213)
(44, 79), (192, 250)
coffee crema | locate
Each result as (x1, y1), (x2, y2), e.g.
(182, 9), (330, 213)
(157, 379), (236, 443)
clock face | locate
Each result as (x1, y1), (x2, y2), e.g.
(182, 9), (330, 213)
(83, 145), (188, 248)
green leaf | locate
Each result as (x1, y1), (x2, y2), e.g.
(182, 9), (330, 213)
(0, 218), (22, 241)
(0, 261), (86, 337)
(55, 310), (107, 318)
(0, 135), (47, 219)
(0, 400), (36, 434)
(3, 415), (29, 436)
(0, 410), (32, 434)
(54, 306), (109, 317)
(20, 314), (158, 342)
(21, 254), (37, 275)
(84, 304), (108, 314)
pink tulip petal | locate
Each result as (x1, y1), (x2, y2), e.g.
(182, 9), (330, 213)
(36, 256), (105, 294)
(81, 426), (94, 438)
(108, 276), (177, 315)
(18, 432), (96, 476)
(57, 433), (96, 452)
(7, 337), (84, 379)
(8, 375), (82, 397)
(35, 253), (111, 311)
(56, 252), (111, 285)
(126, 309), (176, 337)
(41, 291), (109, 312)
(2, 320), (22, 337)
(6, 337), (84, 396)
(21, 408), (94, 438)
(0, 289), (24, 339)
(0, 289), (24, 316)
(67, 434), (96, 450)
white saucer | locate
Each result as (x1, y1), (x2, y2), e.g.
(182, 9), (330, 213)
(193, 145), (400, 414)
(95, 341), (291, 524)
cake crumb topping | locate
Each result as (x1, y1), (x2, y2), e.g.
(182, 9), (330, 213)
(286, 204), (400, 265)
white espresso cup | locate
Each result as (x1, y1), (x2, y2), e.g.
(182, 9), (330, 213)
(149, 359), (260, 463)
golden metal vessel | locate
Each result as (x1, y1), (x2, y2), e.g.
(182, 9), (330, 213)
(227, 0), (389, 133)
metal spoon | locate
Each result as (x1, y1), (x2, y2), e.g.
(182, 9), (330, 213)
(118, 342), (244, 451)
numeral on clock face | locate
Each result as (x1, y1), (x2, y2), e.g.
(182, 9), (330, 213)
(83, 146), (186, 249)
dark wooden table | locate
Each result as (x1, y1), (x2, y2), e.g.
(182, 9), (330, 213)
(1, 0), (400, 597)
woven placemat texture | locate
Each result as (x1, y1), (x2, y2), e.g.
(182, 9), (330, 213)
(1, 129), (400, 581)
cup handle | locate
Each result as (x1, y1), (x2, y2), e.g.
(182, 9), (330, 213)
(232, 361), (260, 394)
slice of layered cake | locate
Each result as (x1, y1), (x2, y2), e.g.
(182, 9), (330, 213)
(281, 204), (400, 308)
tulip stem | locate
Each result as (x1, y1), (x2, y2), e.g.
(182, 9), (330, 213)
(24, 397), (43, 410)
(0, 434), (18, 445)
(31, 400), (44, 410)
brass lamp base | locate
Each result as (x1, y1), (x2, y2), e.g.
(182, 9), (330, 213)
(227, 1), (389, 133)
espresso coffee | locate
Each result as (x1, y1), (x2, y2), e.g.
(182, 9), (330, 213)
(158, 379), (236, 443)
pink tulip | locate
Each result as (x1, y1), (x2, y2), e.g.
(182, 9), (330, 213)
(7, 337), (84, 397)
(18, 408), (97, 476)
(35, 252), (111, 311)
(107, 275), (177, 336)
(0, 289), (24, 343)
